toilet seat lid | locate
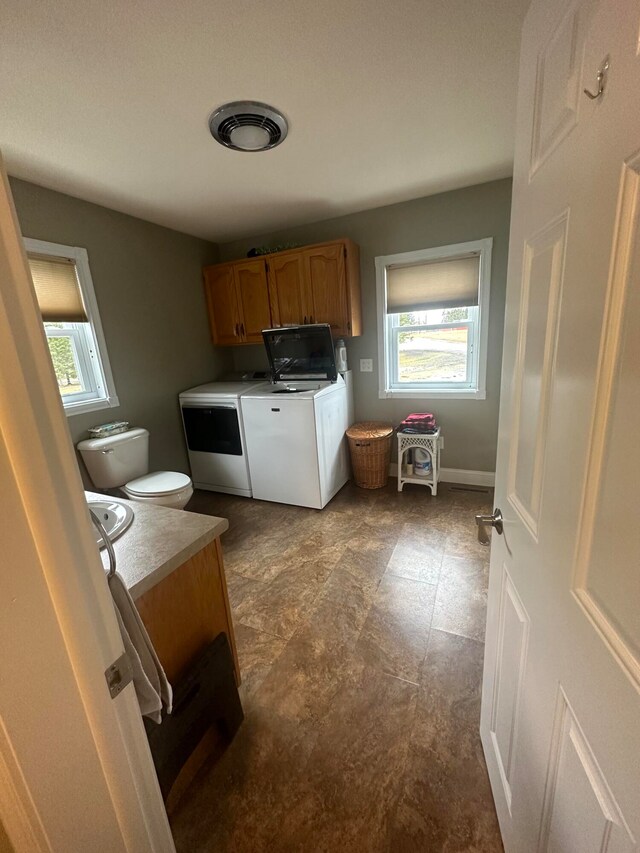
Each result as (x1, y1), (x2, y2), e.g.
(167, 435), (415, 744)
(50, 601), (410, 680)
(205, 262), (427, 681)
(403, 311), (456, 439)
(124, 471), (192, 497)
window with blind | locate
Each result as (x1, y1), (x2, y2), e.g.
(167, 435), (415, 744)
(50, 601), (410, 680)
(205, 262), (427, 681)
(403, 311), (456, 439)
(375, 238), (492, 399)
(24, 238), (119, 416)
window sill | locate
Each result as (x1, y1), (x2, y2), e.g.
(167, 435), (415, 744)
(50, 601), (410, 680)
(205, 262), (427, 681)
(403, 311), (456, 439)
(63, 395), (120, 418)
(380, 388), (486, 401)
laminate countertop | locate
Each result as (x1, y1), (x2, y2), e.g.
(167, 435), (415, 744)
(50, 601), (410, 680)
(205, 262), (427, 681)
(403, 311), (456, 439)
(85, 491), (228, 600)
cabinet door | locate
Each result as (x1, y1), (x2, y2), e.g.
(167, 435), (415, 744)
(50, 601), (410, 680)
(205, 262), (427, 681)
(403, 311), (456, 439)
(203, 264), (240, 345)
(234, 260), (271, 343)
(304, 244), (349, 335)
(267, 253), (313, 326)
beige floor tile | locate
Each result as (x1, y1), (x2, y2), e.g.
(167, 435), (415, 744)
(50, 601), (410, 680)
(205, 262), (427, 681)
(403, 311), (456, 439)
(295, 565), (379, 652)
(172, 482), (500, 853)
(225, 569), (264, 611)
(249, 635), (367, 763)
(385, 538), (444, 583)
(444, 513), (493, 560)
(279, 666), (418, 852)
(234, 623), (287, 700)
(390, 629), (502, 852)
(169, 708), (311, 853)
(354, 574), (436, 682)
(432, 554), (489, 642)
(232, 568), (325, 640)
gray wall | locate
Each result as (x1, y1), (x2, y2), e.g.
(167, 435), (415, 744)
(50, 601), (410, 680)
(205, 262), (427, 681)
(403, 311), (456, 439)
(220, 179), (512, 473)
(10, 178), (232, 478)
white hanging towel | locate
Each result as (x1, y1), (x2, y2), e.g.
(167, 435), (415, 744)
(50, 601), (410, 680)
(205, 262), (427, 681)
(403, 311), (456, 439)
(108, 572), (173, 724)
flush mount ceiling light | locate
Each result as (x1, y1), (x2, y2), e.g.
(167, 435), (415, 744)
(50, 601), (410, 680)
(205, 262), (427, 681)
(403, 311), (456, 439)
(209, 101), (288, 152)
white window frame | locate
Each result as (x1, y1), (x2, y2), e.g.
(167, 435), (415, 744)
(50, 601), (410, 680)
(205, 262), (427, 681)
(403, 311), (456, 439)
(376, 238), (492, 400)
(24, 237), (119, 417)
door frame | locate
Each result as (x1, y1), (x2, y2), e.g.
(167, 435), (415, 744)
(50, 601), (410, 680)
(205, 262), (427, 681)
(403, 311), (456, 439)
(0, 156), (174, 851)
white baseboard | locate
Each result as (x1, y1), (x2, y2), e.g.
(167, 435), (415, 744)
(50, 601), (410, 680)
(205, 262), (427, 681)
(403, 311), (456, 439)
(439, 467), (495, 487)
(389, 462), (495, 488)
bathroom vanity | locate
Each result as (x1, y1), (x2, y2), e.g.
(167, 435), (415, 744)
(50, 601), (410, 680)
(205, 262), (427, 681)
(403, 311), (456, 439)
(86, 491), (239, 806)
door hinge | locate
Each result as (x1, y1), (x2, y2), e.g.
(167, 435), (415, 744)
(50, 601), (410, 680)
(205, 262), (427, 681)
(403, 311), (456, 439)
(105, 652), (133, 699)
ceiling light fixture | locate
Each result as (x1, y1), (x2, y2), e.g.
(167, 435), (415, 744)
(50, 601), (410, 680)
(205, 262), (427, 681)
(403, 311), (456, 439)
(209, 101), (288, 152)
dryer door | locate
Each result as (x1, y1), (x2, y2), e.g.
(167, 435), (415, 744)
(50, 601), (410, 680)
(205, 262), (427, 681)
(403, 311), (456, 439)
(181, 402), (252, 495)
(182, 404), (243, 455)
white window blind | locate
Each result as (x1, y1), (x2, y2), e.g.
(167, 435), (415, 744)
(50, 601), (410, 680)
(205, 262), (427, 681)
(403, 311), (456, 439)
(27, 253), (88, 323)
(386, 253), (480, 314)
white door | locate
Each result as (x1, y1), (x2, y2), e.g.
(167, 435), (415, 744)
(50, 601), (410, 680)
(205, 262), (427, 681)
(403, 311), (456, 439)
(0, 157), (175, 851)
(481, 0), (640, 850)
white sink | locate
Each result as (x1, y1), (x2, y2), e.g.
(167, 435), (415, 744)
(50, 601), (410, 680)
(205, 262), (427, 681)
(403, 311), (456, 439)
(87, 499), (134, 548)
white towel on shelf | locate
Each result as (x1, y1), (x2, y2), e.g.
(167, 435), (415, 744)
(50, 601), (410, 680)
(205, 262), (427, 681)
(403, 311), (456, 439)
(108, 572), (173, 724)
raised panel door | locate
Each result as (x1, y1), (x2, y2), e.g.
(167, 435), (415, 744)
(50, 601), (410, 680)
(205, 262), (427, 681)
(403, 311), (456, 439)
(234, 260), (271, 343)
(304, 244), (349, 335)
(480, 0), (640, 850)
(267, 253), (312, 326)
(203, 264), (240, 346)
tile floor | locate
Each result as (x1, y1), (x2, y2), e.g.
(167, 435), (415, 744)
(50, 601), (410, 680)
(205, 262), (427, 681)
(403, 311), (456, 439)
(171, 479), (502, 852)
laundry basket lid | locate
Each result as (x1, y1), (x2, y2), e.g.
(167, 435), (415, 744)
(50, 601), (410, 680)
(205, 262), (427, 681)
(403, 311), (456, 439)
(346, 421), (394, 441)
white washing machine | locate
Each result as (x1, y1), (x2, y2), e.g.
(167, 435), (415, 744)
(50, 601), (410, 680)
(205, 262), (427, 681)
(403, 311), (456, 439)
(241, 326), (351, 509)
(179, 380), (268, 496)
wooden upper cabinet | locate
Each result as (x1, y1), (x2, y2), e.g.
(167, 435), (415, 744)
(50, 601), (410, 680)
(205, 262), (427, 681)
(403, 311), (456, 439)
(203, 258), (272, 345)
(203, 239), (361, 345)
(304, 243), (349, 335)
(234, 260), (272, 343)
(267, 253), (312, 327)
(203, 264), (240, 346)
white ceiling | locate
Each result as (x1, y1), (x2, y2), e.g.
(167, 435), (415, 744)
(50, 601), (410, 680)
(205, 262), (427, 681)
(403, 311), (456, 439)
(2, 0), (530, 242)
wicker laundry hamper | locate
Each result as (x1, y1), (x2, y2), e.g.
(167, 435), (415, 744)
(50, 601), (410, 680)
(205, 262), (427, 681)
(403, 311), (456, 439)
(346, 422), (394, 489)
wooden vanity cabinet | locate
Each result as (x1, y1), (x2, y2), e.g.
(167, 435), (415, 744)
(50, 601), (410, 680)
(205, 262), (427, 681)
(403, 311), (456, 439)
(203, 258), (271, 345)
(135, 539), (239, 687)
(135, 537), (240, 810)
(204, 238), (362, 344)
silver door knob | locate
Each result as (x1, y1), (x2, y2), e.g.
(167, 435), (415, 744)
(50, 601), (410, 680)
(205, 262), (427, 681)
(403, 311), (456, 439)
(475, 508), (503, 545)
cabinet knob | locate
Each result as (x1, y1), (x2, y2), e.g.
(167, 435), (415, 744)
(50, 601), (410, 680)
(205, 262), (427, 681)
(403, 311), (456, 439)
(310, 315), (314, 324)
(240, 323), (245, 337)
(235, 323), (239, 336)
(303, 315), (307, 325)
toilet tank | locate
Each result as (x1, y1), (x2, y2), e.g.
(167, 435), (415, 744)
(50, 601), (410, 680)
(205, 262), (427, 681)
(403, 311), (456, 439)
(77, 428), (150, 488)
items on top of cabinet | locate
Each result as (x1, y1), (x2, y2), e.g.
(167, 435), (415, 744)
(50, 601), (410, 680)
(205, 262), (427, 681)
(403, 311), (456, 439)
(202, 238), (362, 346)
(247, 242), (301, 256)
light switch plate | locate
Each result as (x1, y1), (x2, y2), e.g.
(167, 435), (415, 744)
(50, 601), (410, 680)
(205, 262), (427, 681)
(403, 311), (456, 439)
(360, 359), (373, 373)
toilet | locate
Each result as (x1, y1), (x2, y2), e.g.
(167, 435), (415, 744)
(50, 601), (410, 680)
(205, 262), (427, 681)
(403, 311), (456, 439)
(77, 427), (193, 510)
